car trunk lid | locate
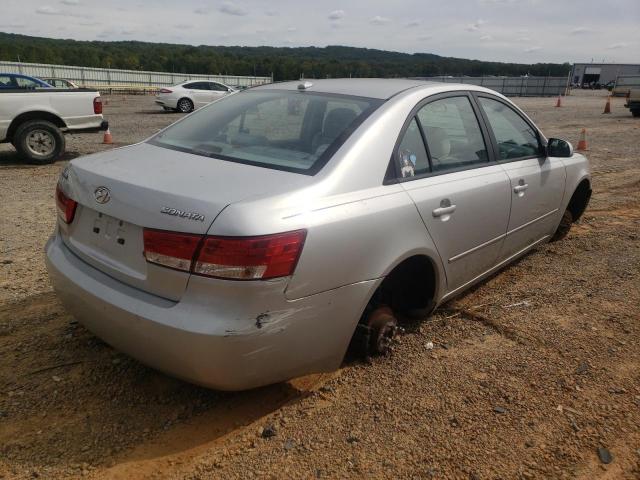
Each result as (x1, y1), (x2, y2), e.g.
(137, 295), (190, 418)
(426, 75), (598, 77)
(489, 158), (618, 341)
(59, 142), (313, 301)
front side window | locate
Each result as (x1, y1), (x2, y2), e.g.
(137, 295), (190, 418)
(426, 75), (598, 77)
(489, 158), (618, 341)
(417, 96), (488, 173)
(210, 83), (228, 91)
(478, 97), (541, 160)
(150, 90), (381, 174)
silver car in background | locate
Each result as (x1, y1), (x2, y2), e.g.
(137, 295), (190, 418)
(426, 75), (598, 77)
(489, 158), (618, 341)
(155, 79), (236, 112)
(46, 79), (591, 390)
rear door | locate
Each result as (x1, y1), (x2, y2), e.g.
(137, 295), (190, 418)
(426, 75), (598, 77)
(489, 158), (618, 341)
(475, 94), (565, 260)
(395, 93), (511, 294)
(184, 82), (211, 107)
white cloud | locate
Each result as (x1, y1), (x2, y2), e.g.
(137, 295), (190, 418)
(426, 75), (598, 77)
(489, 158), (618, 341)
(370, 16), (391, 25)
(418, 34), (433, 41)
(219, 2), (248, 16)
(328, 10), (345, 20)
(405, 20), (421, 27)
(287, 27), (297, 32)
(61, 0), (79, 4)
(570, 27), (590, 35)
(524, 46), (541, 53)
(606, 42), (629, 49)
(466, 18), (486, 32)
(194, 6), (209, 14)
(35, 6), (64, 15)
(480, 35), (492, 41)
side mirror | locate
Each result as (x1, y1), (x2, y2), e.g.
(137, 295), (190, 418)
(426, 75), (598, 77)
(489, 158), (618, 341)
(547, 138), (573, 158)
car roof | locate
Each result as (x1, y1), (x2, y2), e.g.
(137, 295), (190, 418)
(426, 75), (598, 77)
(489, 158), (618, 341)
(252, 78), (443, 99)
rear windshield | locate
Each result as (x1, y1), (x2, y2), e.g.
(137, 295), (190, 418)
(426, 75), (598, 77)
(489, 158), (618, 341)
(149, 90), (383, 175)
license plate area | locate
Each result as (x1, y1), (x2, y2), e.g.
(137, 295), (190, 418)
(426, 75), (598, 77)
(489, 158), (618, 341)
(67, 208), (147, 280)
(91, 212), (130, 248)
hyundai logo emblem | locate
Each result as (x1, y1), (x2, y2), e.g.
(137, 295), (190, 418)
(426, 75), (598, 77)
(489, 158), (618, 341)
(94, 186), (111, 204)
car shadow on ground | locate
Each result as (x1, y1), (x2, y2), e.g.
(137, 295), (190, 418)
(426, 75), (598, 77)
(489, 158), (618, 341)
(0, 149), (81, 167)
(0, 292), (322, 473)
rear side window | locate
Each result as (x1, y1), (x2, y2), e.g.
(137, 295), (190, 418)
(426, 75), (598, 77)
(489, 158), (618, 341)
(478, 97), (541, 160)
(15, 76), (40, 89)
(184, 82), (209, 90)
(417, 96), (488, 173)
(150, 90), (382, 175)
(0, 75), (14, 88)
(397, 118), (429, 178)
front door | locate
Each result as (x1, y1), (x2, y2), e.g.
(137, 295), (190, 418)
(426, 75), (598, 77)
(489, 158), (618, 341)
(395, 94), (511, 294)
(476, 95), (566, 260)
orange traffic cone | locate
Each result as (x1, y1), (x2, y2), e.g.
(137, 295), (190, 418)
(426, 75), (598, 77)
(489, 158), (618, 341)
(103, 128), (113, 144)
(555, 95), (562, 108)
(576, 128), (588, 151)
(602, 96), (611, 114)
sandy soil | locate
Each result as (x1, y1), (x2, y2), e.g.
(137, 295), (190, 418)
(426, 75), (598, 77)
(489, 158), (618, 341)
(0, 91), (639, 479)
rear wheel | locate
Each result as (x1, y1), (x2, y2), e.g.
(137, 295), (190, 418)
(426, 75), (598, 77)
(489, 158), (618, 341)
(14, 120), (65, 165)
(177, 98), (194, 113)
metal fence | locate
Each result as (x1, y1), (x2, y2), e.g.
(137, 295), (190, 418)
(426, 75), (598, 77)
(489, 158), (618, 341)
(410, 75), (570, 96)
(0, 61), (272, 91)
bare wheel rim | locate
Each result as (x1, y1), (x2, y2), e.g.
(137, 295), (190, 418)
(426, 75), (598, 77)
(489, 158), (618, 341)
(178, 99), (192, 112)
(26, 129), (55, 157)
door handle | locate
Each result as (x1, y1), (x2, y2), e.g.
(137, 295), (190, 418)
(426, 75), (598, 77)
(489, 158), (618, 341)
(513, 183), (529, 193)
(432, 205), (457, 217)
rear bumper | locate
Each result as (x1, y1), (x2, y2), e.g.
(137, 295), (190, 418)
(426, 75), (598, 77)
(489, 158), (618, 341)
(68, 120), (109, 134)
(45, 232), (376, 390)
(155, 97), (177, 109)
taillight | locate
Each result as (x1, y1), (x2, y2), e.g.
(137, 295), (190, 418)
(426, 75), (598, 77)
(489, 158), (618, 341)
(142, 229), (306, 280)
(143, 229), (202, 272)
(93, 97), (103, 114)
(159, 88), (172, 94)
(55, 183), (77, 224)
(194, 231), (307, 280)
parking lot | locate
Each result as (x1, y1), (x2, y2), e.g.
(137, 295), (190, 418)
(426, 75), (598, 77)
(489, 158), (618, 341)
(0, 91), (639, 479)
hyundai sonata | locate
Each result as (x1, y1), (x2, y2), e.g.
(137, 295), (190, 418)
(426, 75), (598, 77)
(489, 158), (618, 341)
(46, 79), (591, 390)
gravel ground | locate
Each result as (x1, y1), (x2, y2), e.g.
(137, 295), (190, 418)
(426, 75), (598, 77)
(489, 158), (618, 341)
(0, 91), (639, 479)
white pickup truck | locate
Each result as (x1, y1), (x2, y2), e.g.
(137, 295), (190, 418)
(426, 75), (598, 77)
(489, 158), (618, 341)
(0, 88), (108, 164)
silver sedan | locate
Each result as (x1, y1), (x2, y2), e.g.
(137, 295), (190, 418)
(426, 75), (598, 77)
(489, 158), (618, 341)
(46, 79), (591, 390)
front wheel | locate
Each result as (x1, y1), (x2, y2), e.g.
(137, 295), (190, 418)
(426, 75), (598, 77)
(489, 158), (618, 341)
(631, 109), (640, 118)
(551, 209), (573, 242)
(177, 98), (194, 113)
(14, 120), (65, 165)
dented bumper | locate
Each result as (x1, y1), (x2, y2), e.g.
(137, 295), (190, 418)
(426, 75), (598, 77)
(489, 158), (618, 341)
(45, 233), (378, 390)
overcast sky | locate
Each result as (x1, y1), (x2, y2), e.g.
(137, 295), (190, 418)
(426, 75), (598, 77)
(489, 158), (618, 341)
(1, 0), (639, 64)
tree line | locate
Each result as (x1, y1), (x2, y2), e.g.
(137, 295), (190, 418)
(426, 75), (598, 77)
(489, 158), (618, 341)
(0, 32), (571, 80)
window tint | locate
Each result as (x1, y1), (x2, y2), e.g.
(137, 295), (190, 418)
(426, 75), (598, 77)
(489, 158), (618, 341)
(184, 82), (209, 90)
(151, 90), (381, 174)
(210, 83), (229, 91)
(397, 118), (429, 178)
(478, 97), (541, 160)
(311, 100), (365, 156)
(417, 96), (488, 173)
